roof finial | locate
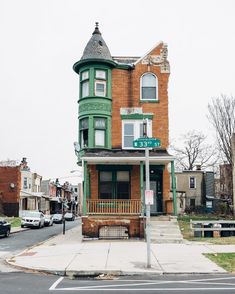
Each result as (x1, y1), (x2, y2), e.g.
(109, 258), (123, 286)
(93, 22), (101, 35)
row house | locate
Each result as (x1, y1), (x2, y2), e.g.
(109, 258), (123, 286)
(0, 161), (21, 216)
(41, 179), (77, 214)
(73, 23), (177, 238)
(19, 158), (50, 215)
(174, 169), (215, 212)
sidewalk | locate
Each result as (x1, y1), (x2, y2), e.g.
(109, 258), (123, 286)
(6, 224), (235, 276)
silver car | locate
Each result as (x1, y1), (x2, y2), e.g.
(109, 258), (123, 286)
(21, 211), (45, 229)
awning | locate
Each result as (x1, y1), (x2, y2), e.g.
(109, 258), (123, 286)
(81, 148), (174, 165)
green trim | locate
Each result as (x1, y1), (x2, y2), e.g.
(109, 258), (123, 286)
(73, 58), (117, 74)
(140, 100), (160, 103)
(96, 165), (133, 171)
(107, 116), (112, 149)
(78, 96), (112, 103)
(79, 115), (111, 150)
(116, 64), (134, 70)
(83, 161), (87, 215)
(121, 114), (153, 120)
(171, 161), (177, 215)
(140, 161), (144, 216)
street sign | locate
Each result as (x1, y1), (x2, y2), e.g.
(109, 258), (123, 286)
(133, 138), (161, 148)
(145, 190), (154, 205)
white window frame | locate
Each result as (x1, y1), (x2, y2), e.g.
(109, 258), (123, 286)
(122, 120), (152, 149)
(95, 80), (106, 97)
(95, 70), (106, 79)
(81, 70), (89, 81)
(189, 176), (196, 189)
(140, 72), (158, 101)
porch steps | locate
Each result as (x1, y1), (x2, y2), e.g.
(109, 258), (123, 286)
(150, 216), (184, 244)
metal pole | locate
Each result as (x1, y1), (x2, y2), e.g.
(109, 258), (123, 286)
(171, 161), (177, 215)
(145, 147), (151, 268)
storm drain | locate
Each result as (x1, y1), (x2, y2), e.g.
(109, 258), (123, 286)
(99, 226), (129, 239)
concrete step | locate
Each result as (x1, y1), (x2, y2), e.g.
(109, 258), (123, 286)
(150, 216), (184, 244)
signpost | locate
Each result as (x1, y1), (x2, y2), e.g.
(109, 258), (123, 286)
(133, 130), (161, 268)
(133, 138), (161, 148)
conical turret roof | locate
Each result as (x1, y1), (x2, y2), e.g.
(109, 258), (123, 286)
(81, 22), (112, 61)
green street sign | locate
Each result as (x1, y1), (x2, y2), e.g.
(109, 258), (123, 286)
(133, 137), (161, 148)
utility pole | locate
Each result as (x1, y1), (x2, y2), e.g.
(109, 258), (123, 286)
(143, 119), (151, 268)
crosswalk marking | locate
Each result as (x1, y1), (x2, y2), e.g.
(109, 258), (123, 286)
(49, 276), (235, 291)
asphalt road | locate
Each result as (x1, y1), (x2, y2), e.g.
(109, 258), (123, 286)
(0, 218), (80, 272)
(1, 273), (235, 294)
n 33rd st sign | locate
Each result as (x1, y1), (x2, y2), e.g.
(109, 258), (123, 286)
(133, 138), (161, 148)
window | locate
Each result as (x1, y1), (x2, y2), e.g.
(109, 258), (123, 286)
(95, 81), (106, 96)
(99, 170), (130, 199)
(116, 171), (130, 199)
(96, 70), (106, 79)
(23, 177), (27, 189)
(81, 70), (89, 98)
(122, 120), (152, 149)
(190, 198), (196, 208)
(79, 118), (89, 148)
(94, 117), (106, 147)
(95, 69), (106, 97)
(99, 171), (113, 199)
(141, 73), (158, 100)
(189, 177), (196, 189)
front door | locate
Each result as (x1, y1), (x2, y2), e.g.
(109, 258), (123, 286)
(144, 168), (163, 215)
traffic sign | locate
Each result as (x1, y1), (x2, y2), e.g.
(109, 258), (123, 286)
(133, 138), (161, 148)
(145, 190), (154, 205)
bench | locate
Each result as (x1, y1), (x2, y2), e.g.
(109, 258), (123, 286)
(190, 219), (235, 238)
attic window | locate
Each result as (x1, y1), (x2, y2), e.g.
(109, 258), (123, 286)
(140, 73), (158, 100)
(99, 41), (103, 46)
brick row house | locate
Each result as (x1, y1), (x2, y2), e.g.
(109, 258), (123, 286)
(73, 24), (177, 238)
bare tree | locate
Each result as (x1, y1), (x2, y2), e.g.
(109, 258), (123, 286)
(208, 94), (235, 165)
(170, 130), (218, 171)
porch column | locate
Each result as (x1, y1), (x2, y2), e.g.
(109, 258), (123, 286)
(83, 160), (87, 215)
(140, 161), (145, 216)
(171, 160), (177, 215)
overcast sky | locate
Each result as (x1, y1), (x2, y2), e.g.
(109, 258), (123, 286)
(0, 0), (235, 183)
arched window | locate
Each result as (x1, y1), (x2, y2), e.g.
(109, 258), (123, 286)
(141, 73), (158, 100)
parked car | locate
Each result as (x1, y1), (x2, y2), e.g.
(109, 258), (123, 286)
(53, 213), (63, 224)
(44, 215), (54, 227)
(64, 212), (75, 221)
(0, 219), (11, 237)
(21, 211), (45, 229)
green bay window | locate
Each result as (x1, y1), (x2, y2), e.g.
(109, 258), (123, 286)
(99, 170), (130, 199)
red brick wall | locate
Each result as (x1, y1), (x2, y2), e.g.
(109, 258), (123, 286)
(112, 42), (170, 149)
(82, 216), (145, 238)
(0, 166), (21, 216)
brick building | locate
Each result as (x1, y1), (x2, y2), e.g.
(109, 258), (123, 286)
(0, 163), (21, 217)
(73, 23), (176, 238)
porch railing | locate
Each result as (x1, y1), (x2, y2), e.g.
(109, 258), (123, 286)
(86, 199), (141, 215)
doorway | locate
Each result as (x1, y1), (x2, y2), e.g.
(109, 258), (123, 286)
(144, 166), (163, 215)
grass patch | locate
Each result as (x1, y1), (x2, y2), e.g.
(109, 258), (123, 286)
(205, 253), (235, 272)
(5, 217), (21, 227)
(178, 214), (235, 244)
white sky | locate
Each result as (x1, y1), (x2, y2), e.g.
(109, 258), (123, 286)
(0, 0), (235, 183)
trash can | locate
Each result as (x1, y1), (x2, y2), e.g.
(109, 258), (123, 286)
(194, 223), (202, 238)
(203, 223), (213, 238)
